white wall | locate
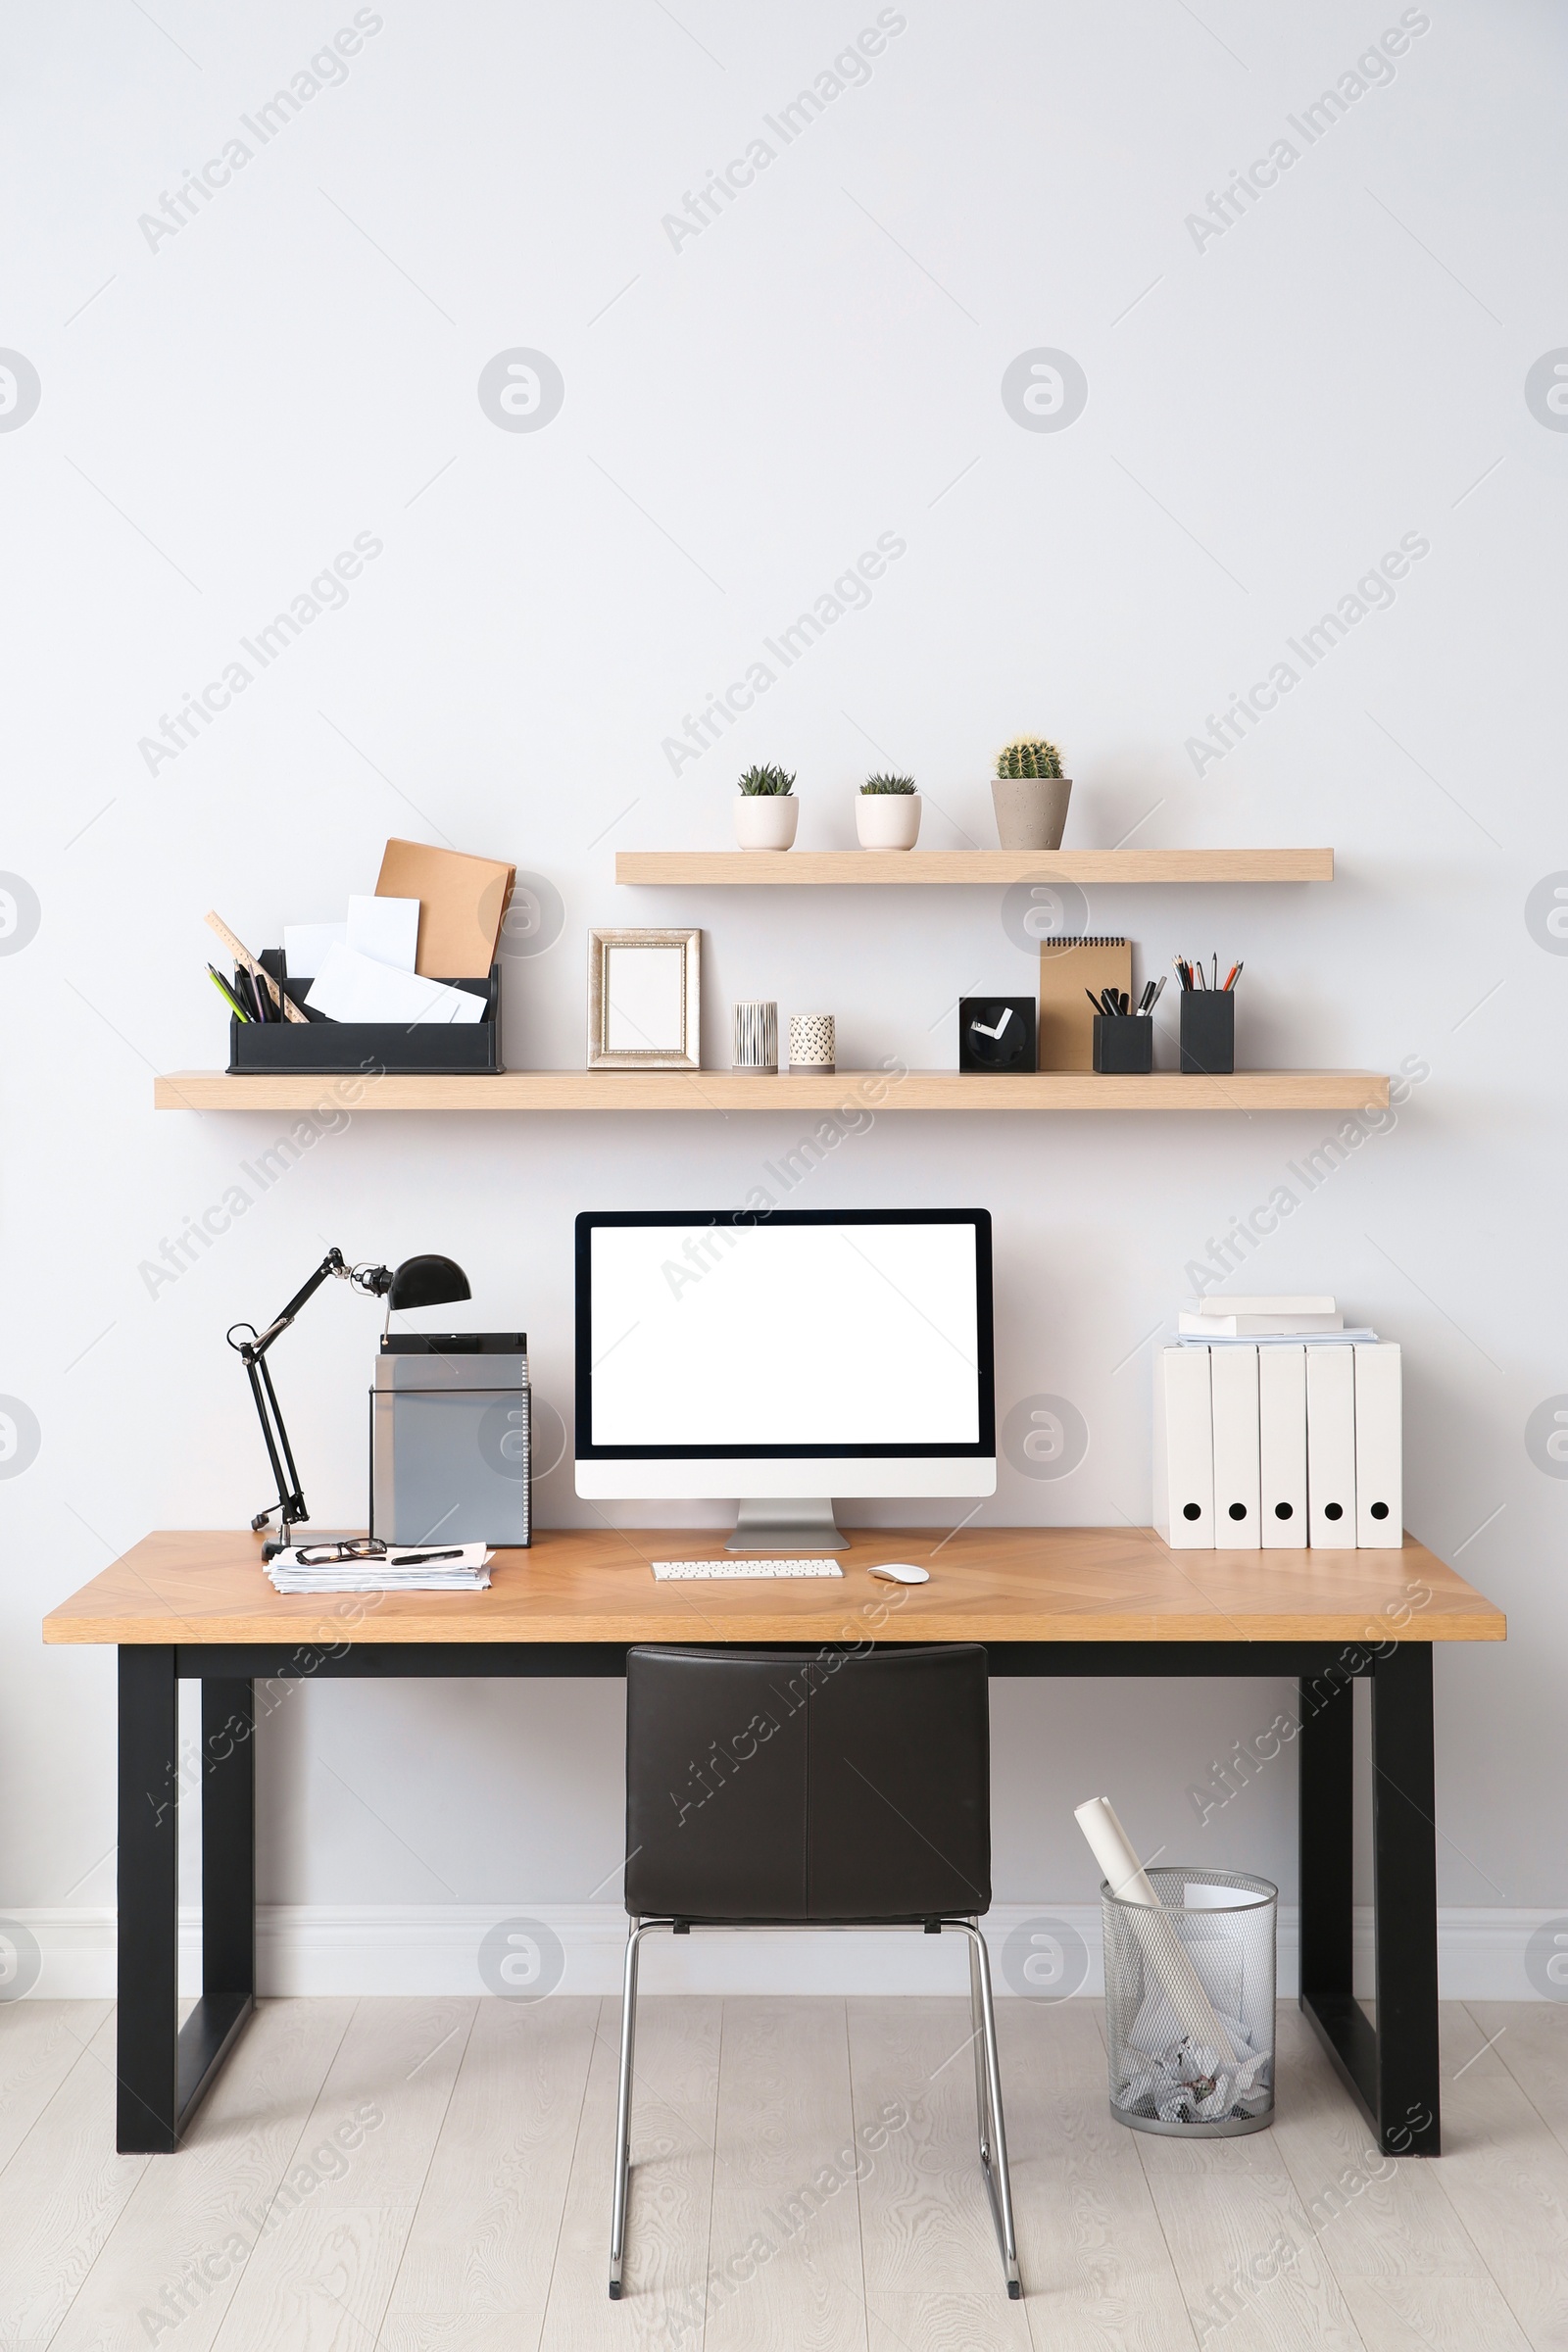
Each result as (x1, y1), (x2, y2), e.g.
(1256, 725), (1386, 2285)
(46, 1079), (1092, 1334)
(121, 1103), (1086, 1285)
(3, 0), (1564, 1997)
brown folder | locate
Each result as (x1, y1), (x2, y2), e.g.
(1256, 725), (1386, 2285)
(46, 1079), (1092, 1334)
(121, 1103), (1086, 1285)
(1037, 936), (1132, 1070)
(375, 839), (515, 977)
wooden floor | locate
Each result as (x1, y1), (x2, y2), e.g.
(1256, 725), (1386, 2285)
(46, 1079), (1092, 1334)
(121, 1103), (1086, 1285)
(1, 1995), (1566, 2348)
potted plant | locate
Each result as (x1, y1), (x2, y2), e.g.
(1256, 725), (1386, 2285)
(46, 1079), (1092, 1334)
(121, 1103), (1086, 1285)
(856, 773), (921, 851)
(734, 764), (799, 850)
(992, 737), (1071, 852)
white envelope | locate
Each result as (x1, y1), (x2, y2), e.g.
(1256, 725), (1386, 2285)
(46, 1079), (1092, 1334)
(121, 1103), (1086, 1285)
(304, 941), (484, 1025)
(283, 921), (348, 979)
(348, 893), (419, 971)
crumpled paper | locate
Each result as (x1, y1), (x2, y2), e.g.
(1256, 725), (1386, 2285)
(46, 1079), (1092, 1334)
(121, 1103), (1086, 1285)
(1113, 2008), (1272, 2126)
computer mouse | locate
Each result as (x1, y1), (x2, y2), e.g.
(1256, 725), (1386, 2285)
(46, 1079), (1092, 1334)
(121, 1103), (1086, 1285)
(869, 1562), (930, 1584)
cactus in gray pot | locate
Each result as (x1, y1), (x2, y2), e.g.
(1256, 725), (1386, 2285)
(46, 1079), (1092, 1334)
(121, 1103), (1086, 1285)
(995, 737), (1063, 780)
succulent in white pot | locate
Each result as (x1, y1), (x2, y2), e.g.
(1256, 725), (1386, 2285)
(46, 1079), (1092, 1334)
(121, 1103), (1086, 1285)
(855, 773), (921, 850)
(991, 737), (1071, 852)
(734, 763), (799, 850)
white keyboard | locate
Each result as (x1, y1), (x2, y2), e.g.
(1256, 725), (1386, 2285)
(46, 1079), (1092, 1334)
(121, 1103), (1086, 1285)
(652, 1558), (845, 1580)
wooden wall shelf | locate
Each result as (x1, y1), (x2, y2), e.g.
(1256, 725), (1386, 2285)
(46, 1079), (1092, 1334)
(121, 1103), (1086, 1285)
(615, 849), (1334, 887)
(154, 1068), (1389, 1113)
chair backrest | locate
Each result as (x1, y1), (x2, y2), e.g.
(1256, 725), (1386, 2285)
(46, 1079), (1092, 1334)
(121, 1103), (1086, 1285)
(624, 1643), (990, 1923)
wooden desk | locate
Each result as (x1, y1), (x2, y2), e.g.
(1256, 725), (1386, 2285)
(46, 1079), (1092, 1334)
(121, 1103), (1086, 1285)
(44, 1526), (1504, 2160)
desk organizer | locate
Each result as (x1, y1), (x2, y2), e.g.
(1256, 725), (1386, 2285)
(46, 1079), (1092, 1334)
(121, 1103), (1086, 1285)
(1180, 992), (1235, 1076)
(369, 1332), (530, 1546)
(227, 952), (502, 1076)
(1093, 1014), (1153, 1074)
(1102, 1865), (1276, 2136)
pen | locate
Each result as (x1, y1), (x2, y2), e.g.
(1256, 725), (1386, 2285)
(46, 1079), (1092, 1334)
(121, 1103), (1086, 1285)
(389, 1547), (465, 1566)
(1149, 974), (1167, 1010)
(208, 964), (252, 1022)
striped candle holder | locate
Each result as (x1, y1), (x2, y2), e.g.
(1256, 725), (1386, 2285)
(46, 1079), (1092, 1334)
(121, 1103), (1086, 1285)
(732, 1002), (779, 1071)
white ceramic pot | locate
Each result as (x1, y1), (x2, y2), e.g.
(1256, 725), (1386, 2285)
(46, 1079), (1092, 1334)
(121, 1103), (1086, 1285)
(991, 775), (1071, 852)
(734, 796), (799, 851)
(856, 793), (922, 851)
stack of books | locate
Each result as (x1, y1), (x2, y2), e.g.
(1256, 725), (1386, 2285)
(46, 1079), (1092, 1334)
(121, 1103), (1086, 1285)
(1153, 1298), (1400, 1552)
(266, 1543), (493, 1594)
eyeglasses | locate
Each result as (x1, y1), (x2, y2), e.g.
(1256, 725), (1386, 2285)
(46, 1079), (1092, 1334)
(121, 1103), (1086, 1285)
(294, 1540), (389, 1565)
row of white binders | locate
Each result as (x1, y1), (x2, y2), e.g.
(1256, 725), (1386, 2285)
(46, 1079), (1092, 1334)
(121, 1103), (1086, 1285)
(1153, 1342), (1400, 1550)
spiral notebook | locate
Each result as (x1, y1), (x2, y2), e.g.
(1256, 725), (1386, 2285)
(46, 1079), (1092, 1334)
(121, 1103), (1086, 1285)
(1038, 936), (1133, 1070)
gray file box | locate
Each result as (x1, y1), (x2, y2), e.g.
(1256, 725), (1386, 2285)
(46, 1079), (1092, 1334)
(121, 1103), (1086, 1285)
(369, 1332), (531, 1547)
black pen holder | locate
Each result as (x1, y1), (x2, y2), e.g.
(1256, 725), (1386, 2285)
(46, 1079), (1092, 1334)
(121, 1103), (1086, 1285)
(1180, 991), (1235, 1075)
(1093, 1014), (1152, 1074)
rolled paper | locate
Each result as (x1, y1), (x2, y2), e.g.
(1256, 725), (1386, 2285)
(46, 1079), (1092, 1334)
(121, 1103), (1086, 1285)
(1074, 1795), (1238, 2067)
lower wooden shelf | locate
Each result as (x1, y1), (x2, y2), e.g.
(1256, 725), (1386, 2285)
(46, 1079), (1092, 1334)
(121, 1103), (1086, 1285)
(154, 1068), (1390, 1112)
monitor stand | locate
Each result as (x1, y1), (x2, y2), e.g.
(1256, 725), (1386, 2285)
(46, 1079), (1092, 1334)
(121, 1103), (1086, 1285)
(726, 1497), (848, 1552)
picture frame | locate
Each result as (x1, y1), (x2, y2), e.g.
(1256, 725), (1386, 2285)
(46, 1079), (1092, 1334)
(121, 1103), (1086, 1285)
(588, 929), (701, 1069)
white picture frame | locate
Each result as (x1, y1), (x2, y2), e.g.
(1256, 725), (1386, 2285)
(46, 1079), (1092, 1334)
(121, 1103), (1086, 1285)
(588, 929), (701, 1069)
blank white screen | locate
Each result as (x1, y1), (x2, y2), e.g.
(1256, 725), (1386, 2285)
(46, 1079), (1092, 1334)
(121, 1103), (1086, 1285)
(590, 1222), (981, 1446)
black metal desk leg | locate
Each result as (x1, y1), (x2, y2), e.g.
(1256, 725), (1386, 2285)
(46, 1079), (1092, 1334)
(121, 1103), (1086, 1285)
(117, 1658), (259, 2153)
(1298, 1660), (1383, 2130)
(1371, 1643), (1441, 2156)
(118, 1646), (180, 2152)
(201, 1681), (255, 2002)
(1298, 1662), (1354, 2007)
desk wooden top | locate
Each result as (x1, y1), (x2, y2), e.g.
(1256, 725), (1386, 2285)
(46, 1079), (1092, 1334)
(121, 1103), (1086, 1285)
(40, 1528), (1505, 1649)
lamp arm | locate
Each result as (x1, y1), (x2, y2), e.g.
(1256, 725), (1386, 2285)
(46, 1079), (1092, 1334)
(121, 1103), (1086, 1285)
(227, 1247), (390, 1534)
(247, 1248), (349, 1359)
(242, 1352), (307, 1532)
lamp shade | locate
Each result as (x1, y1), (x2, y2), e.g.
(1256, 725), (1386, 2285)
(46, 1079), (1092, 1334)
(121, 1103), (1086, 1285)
(387, 1253), (471, 1313)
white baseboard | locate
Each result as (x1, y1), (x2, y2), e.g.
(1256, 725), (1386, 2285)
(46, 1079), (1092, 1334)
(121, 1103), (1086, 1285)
(6, 1904), (1560, 2002)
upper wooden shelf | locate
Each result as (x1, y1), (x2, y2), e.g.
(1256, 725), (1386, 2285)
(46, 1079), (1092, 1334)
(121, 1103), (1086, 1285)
(615, 849), (1334, 887)
(154, 1068), (1390, 1113)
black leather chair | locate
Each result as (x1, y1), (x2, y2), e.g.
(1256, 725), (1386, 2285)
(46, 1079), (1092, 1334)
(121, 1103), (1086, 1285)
(611, 1642), (1019, 2299)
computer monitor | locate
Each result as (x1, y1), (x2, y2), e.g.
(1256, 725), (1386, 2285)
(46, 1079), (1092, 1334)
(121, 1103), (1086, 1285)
(574, 1208), (996, 1548)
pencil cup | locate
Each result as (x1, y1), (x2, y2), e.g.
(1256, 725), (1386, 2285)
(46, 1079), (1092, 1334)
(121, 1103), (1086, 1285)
(1093, 1014), (1152, 1074)
(1180, 992), (1235, 1075)
(732, 1002), (779, 1072)
(788, 1013), (835, 1072)
(1102, 1865), (1276, 2137)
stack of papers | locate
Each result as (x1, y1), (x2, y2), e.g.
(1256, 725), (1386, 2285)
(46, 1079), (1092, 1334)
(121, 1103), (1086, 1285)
(1177, 1296), (1378, 1346)
(267, 1544), (493, 1593)
(282, 840), (515, 1025)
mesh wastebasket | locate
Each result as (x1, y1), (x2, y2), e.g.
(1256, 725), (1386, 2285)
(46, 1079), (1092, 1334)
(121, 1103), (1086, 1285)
(1102, 1866), (1276, 2136)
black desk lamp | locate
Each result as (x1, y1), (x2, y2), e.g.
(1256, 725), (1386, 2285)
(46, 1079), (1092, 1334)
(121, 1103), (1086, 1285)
(227, 1249), (470, 1536)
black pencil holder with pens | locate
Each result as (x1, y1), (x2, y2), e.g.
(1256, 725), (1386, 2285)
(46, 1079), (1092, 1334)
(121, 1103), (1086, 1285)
(1093, 1014), (1153, 1074)
(226, 951), (503, 1076)
(1180, 991), (1235, 1075)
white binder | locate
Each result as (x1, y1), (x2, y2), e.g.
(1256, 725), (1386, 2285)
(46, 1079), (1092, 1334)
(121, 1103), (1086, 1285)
(1259, 1344), (1307, 1548)
(1354, 1343), (1402, 1546)
(1306, 1345), (1356, 1547)
(1210, 1344), (1261, 1548)
(1153, 1347), (1213, 1548)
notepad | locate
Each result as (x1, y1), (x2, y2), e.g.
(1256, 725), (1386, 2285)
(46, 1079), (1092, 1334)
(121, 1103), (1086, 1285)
(304, 942), (485, 1025)
(1038, 936), (1132, 1070)
(375, 840), (515, 978)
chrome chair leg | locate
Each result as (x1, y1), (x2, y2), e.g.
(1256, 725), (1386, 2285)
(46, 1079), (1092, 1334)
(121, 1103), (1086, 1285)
(954, 1920), (1020, 2299)
(968, 1929), (994, 2167)
(610, 1918), (656, 2299)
